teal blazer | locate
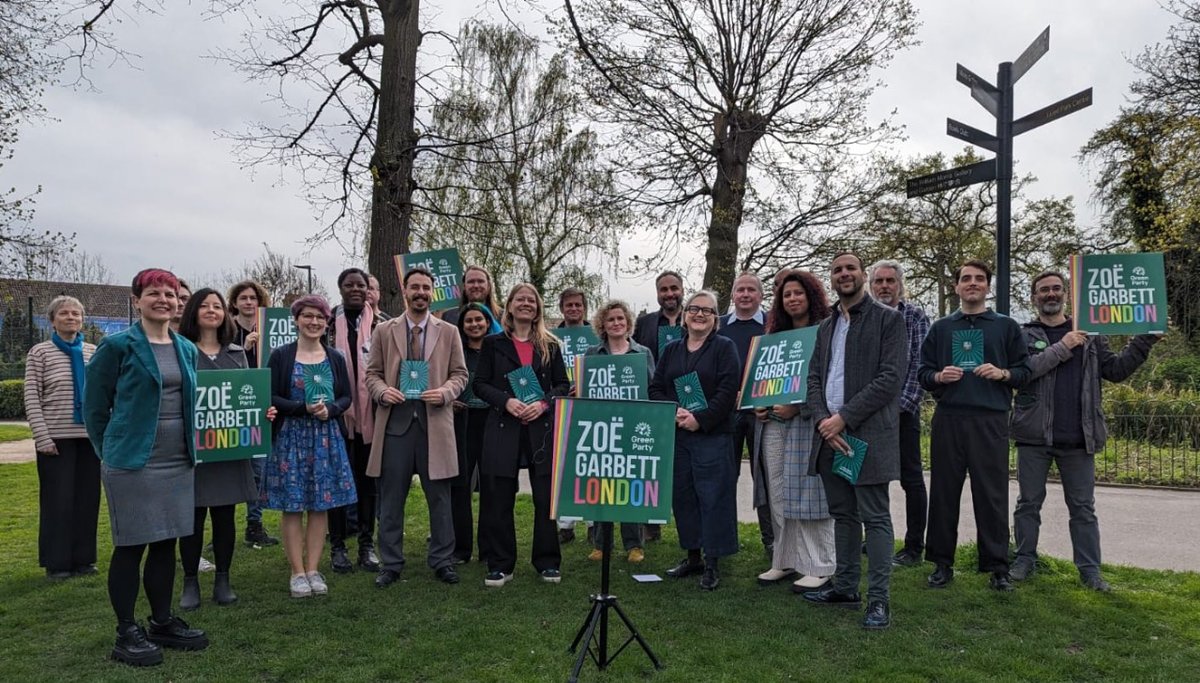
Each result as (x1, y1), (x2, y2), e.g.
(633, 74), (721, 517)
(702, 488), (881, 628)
(84, 322), (199, 469)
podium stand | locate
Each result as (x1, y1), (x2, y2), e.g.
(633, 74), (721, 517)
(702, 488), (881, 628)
(567, 521), (662, 681)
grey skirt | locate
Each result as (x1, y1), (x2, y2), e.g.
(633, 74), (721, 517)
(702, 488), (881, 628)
(194, 459), (258, 508)
(102, 448), (195, 547)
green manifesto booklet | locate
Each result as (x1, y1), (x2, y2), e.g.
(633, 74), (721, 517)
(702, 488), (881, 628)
(400, 359), (429, 399)
(507, 365), (545, 403)
(673, 371), (708, 412)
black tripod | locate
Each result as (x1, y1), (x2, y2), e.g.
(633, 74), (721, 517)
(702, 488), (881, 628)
(567, 521), (663, 682)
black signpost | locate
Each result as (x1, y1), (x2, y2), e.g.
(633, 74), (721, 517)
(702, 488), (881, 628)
(906, 26), (1092, 314)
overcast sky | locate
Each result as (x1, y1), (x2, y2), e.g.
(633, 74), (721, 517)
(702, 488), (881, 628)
(4, 0), (1177, 313)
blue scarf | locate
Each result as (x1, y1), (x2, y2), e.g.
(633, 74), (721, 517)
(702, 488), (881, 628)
(50, 332), (85, 424)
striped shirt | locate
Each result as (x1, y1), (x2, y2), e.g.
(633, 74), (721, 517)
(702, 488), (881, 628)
(24, 340), (96, 451)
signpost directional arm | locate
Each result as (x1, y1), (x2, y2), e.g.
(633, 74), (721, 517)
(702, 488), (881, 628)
(1011, 26), (1050, 84)
(956, 63), (1000, 117)
(947, 118), (999, 153)
(905, 158), (997, 198)
(1012, 87), (1093, 136)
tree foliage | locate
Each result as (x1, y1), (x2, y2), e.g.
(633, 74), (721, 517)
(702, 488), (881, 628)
(417, 22), (623, 297)
(560, 0), (918, 304)
(1081, 0), (1200, 345)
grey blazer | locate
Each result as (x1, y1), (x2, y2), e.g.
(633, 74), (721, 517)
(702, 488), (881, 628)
(806, 296), (907, 485)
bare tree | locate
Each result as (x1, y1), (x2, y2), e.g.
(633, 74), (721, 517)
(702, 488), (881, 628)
(560, 0), (918, 304)
(418, 22), (624, 295)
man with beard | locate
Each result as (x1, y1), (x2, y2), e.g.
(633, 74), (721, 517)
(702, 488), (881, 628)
(633, 270), (685, 542)
(918, 260), (1029, 592)
(718, 272), (773, 556)
(1009, 271), (1158, 592)
(802, 252), (905, 630)
(443, 265), (502, 326)
(366, 267), (468, 587)
(326, 268), (383, 574)
(868, 260), (931, 567)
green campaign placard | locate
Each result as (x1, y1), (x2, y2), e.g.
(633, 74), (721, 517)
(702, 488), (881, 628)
(256, 307), (297, 369)
(394, 248), (463, 312)
(193, 368), (272, 464)
(673, 371), (707, 412)
(576, 353), (649, 400)
(551, 397), (676, 524)
(738, 326), (818, 409)
(1072, 252), (1169, 335)
(507, 365), (545, 403)
(302, 363), (335, 404)
(657, 325), (682, 356)
(952, 329), (984, 369)
(400, 360), (429, 399)
(551, 327), (599, 384)
(832, 433), (867, 485)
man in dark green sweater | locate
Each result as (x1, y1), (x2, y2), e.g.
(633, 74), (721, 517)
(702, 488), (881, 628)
(918, 260), (1030, 592)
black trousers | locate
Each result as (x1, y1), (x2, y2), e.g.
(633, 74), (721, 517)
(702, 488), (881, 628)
(925, 410), (1010, 573)
(451, 408), (487, 562)
(37, 438), (101, 572)
(329, 433), (375, 550)
(180, 505), (236, 576)
(735, 412), (773, 548)
(897, 410), (928, 553)
(478, 429), (560, 574)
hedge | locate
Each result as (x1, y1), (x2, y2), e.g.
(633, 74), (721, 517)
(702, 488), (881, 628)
(0, 380), (23, 420)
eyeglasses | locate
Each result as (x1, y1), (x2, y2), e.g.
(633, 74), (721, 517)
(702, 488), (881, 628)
(298, 313), (327, 322)
(685, 305), (717, 317)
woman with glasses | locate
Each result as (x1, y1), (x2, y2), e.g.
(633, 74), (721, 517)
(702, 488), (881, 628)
(752, 270), (836, 592)
(262, 295), (357, 598)
(649, 290), (741, 590)
(473, 284), (570, 588)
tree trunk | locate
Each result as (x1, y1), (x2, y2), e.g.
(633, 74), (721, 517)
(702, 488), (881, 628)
(368, 0), (421, 314)
(703, 111), (765, 307)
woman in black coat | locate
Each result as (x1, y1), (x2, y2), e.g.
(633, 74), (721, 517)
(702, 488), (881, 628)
(649, 290), (741, 591)
(473, 284), (570, 587)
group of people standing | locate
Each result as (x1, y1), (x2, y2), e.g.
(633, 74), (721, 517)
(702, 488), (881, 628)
(26, 251), (1157, 666)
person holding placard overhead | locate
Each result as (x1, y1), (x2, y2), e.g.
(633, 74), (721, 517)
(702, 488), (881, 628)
(263, 294), (357, 599)
(365, 267), (469, 588)
(752, 270), (836, 592)
(176, 288), (269, 611)
(1009, 270), (1158, 592)
(582, 299), (656, 564)
(473, 284), (570, 587)
(802, 253), (906, 630)
(918, 260), (1029, 593)
(649, 290), (740, 591)
(226, 279), (279, 548)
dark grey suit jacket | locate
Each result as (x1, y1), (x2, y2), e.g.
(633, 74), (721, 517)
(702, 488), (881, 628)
(806, 295), (907, 485)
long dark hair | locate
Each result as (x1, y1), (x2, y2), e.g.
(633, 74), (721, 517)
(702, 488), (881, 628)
(178, 288), (237, 345)
(769, 270), (830, 332)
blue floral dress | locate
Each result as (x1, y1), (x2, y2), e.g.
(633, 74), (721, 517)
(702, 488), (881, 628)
(261, 360), (357, 512)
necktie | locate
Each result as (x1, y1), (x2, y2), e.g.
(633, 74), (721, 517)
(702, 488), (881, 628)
(409, 325), (424, 360)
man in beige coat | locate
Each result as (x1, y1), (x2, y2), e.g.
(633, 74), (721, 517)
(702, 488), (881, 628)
(366, 266), (468, 586)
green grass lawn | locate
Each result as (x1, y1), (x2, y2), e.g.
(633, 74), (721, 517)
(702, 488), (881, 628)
(1, 462), (1198, 682)
(0, 422), (32, 443)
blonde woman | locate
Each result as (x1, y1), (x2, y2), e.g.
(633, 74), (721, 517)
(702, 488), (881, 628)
(25, 295), (99, 580)
(472, 284), (570, 587)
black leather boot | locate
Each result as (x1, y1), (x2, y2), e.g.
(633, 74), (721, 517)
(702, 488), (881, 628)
(213, 572), (238, 606)
(179, 576), (201, 612)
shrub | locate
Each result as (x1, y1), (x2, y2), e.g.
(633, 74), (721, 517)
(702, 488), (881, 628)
(0, 380), (23, 419)
(1103, 383), (1200, 449)
(1152, 355), (1200, 392)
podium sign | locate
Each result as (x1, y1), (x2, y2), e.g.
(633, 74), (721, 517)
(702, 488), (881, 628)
(551, 398), (675, 524)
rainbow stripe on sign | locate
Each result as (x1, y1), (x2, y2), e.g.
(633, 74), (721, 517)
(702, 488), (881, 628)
(549, 399), (575, 520)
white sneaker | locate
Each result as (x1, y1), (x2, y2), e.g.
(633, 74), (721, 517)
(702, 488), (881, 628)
(289, 574), (312, 598)
(484, 571), (513, 588)
(306, 571), (328, 595)
(757, 568), (795, 583)
(198, 557), (216, 573)
(794, 575), (830, 589)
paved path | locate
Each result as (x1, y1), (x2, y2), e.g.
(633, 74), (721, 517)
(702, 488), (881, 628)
(537, 462), (1200, 573)
(0, 438), (35, 464)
